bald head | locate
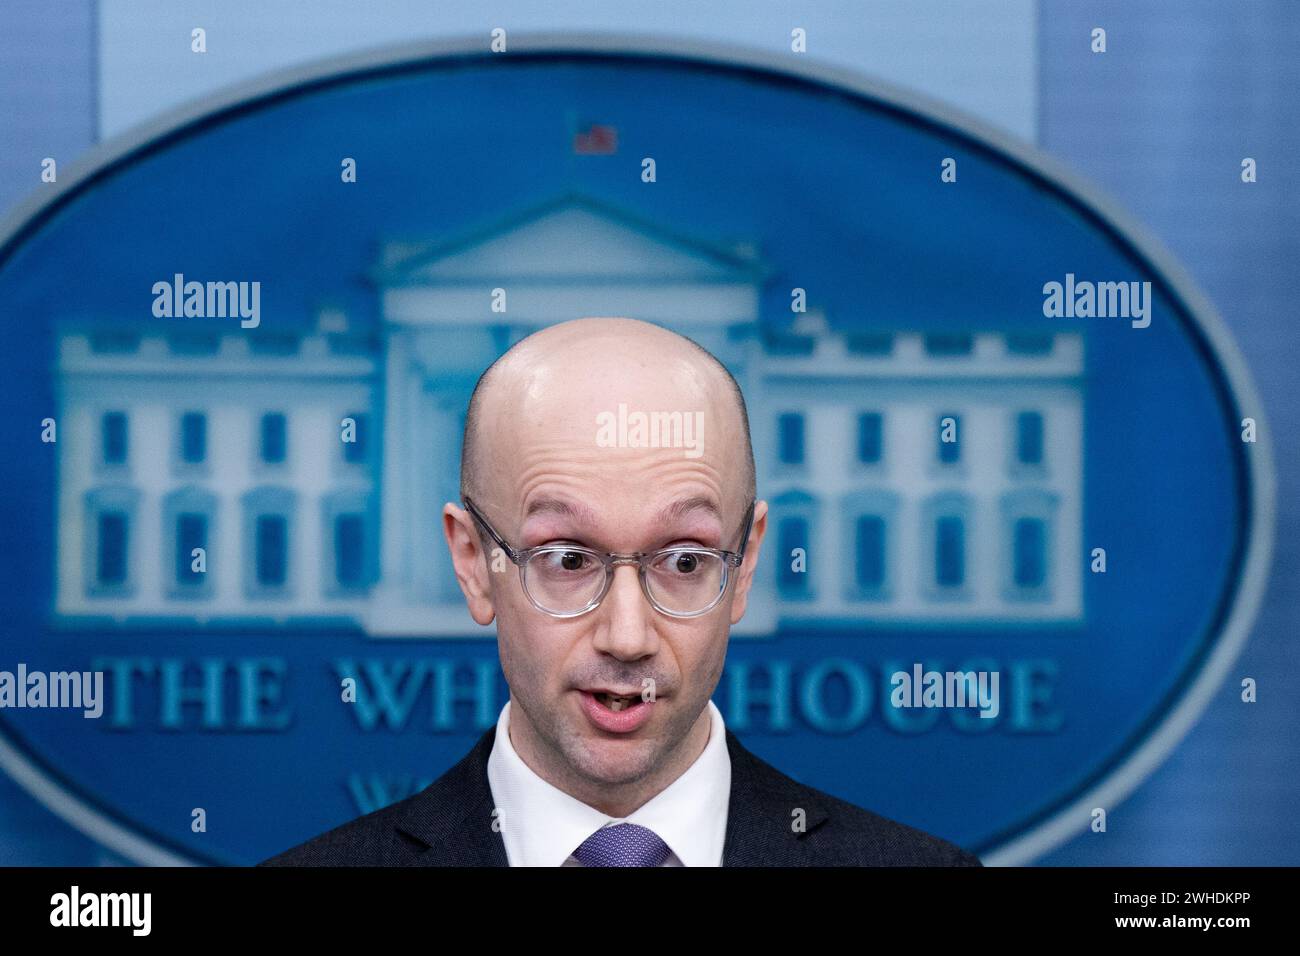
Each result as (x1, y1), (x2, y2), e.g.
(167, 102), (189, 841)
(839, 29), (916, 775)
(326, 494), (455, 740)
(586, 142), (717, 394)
(459, 317), (755, 514)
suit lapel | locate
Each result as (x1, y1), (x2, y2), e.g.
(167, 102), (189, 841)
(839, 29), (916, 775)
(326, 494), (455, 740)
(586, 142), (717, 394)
(392, 725), (509, 866)
(722, 729), (830, 866)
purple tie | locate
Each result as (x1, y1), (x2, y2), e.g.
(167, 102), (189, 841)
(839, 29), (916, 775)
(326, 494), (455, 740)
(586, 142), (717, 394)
(572, 823), (672, 867)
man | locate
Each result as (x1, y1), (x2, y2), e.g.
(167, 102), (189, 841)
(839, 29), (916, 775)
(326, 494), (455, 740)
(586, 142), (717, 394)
(261, 317), (981, 867)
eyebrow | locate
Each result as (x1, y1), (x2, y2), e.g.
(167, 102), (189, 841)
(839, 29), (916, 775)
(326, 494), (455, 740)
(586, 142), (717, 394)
(523, 497), (601, 526)
(654, 495), (722, 527)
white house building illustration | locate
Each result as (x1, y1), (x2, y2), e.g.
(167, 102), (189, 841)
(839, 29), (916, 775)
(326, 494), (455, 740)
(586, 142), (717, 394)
(53, 193), (1083, 636)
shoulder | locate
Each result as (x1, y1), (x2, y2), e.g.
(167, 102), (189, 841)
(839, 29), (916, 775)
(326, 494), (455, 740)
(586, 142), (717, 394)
(724, 730), (982, 867)
(256, 787), (432, 867)
(257, 728), (497, 867)
(802, 783), (983, 866)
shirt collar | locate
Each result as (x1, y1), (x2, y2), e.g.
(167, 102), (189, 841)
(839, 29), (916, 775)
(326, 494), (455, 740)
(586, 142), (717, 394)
(486, 697), (731, 866)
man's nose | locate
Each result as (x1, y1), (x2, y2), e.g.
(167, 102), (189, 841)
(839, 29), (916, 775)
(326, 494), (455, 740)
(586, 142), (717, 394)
(590, 564), (660, 660)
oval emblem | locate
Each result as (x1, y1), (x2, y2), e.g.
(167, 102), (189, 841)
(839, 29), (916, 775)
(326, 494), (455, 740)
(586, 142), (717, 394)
(0, 38), (1272, 865)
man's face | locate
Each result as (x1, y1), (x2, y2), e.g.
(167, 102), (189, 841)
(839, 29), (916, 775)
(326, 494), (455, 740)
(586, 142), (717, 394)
(445, 331), (765, 798)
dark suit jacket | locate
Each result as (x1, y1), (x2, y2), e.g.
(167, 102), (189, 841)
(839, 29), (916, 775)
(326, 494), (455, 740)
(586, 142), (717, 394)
(259, 725), (982, 866)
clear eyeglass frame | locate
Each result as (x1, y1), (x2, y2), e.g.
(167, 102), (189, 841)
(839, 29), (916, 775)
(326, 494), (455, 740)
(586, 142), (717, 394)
(462, 495), (756, 619)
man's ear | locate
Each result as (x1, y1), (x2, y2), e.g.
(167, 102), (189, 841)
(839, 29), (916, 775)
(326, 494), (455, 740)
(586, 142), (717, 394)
(443, 503), (497, 626)
(729, 499), (768, 626)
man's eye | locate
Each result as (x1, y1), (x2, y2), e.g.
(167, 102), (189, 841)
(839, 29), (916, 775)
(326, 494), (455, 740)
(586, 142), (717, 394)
(539, 550), (593, 572)
(654, 549), (709, 575)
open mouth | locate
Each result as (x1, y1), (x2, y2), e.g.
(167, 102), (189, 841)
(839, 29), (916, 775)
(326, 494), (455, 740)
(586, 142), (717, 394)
(578, 688), (656, 732)
(593, 692), (641, 712)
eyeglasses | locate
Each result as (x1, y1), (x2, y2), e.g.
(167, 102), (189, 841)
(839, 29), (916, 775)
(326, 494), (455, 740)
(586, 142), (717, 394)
(462, 496), (756, 619)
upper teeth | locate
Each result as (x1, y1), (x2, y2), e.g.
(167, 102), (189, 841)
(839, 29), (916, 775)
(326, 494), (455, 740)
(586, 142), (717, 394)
(601, 694), (635, 712)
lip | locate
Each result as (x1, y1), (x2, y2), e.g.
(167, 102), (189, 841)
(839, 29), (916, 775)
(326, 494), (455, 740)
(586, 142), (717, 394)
(579, 686), (647, 698)
(577, 689), (656, 734)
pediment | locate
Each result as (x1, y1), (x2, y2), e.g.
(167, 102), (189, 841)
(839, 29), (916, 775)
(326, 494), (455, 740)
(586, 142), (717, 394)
(376, 193), (766, 285)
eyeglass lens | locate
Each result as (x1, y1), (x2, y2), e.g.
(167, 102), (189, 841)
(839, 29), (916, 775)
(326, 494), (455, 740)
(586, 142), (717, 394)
(523, 547), (728, 615)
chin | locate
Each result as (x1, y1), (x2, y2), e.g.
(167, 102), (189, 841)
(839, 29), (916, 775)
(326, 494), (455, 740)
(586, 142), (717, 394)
(568, 733), (661, 786)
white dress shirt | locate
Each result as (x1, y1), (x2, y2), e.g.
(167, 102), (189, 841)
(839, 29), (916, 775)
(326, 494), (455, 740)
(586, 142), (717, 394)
(486, 697), (731, 866)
